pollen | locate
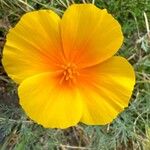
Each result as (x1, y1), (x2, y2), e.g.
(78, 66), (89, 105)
(59, 63), (80, 84)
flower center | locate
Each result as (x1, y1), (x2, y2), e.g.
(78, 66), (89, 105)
(59, 63), (79, 85)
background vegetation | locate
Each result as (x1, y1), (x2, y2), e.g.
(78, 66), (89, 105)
(0, 0), (150, 149)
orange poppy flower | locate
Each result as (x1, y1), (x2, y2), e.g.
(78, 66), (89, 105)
(2, 4), (135, 128)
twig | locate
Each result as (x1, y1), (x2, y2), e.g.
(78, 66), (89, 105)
(136, 80), (150, 84)
(82, 0), (86, 3)
(65, 0), (70, 7)
(0, 76), (10, 83)
(60, 144), (92, 150)
(17, 0), (34, 11)
(92, 0), (95, 4)
(56, 0), (68, 8)
(144, 12), (150, 38)
(0, 117), (33, 124)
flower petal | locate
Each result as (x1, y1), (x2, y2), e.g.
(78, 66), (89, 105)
(78, 56), (135, 124)
(18, 72), (83, 128)
(61, 4), (123, 67)
(2, 10), (64, 83)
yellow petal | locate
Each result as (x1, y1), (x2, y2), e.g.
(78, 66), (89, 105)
(2, 10), (64, 83)
(18, 72), (83, 129)
(61, 4), (123, 67)
(78, 56), (135, 124)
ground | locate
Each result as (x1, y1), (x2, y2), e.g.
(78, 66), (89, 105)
(0, 0), (150, 150)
